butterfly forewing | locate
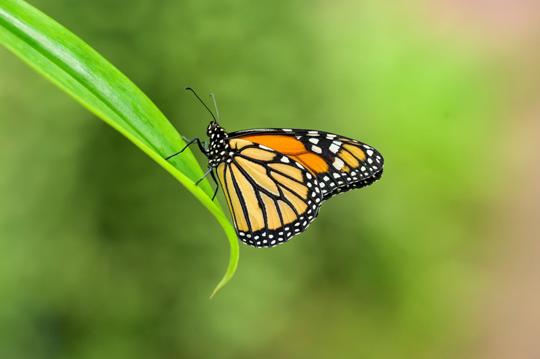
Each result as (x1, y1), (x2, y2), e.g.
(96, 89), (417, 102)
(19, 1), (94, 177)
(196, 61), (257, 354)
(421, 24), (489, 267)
(216, 138), (323, 247)
(229, 129), (384, 200)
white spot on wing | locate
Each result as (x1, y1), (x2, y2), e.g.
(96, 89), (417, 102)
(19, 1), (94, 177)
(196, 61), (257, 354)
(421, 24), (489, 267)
(329, 143), (340, 153)
(311, 145), (322, 154)
(333, 157), (344, 170)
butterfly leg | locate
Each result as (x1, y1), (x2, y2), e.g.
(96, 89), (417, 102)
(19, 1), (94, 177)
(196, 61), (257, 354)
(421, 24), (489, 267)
(195, 167), (213, 186)
(165, 137), (207, 160)
(194, 168), (219, 200)
(182, 135), (208, 150)
(210, 170), (220, 201)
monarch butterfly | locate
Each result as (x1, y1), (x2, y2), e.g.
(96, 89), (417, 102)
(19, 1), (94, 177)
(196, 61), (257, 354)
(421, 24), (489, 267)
(167, 88), (384, 247)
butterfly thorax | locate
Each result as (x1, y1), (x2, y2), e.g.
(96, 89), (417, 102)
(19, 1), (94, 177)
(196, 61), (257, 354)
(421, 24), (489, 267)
(206, 121), (231, 167)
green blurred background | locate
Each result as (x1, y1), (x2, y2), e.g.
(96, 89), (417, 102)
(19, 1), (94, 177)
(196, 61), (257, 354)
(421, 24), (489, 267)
(1, 0), (539, 358)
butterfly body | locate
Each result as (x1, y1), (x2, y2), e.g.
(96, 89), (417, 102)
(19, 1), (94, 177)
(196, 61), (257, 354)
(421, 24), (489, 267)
(206, 121), (231, 167)
(202, 121), (384, 247)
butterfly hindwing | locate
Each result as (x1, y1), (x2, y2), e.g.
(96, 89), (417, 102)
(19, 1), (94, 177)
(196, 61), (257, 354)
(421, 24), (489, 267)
(229, 129), (384, 200)
(216, 138), (323, 247)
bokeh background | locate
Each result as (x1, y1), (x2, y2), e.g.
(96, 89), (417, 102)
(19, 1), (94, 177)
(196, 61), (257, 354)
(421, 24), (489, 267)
(1, 0), (539, 358)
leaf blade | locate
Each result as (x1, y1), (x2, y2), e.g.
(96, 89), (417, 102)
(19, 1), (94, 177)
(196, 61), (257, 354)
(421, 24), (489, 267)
(0, 0), (239, 296)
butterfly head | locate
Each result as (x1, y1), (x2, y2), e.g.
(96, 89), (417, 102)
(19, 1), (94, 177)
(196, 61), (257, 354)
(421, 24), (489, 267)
(207, 121), (230, 167)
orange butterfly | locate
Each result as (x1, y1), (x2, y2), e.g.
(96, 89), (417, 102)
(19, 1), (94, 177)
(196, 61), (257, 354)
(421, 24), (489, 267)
(167, 89), (384, 247)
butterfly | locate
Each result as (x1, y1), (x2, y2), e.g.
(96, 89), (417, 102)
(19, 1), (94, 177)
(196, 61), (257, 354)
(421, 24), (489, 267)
(167, 88), (384, 247)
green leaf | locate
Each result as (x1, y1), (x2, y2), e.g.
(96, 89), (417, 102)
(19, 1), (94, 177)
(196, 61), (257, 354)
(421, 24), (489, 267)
(0, 0), (238, 297)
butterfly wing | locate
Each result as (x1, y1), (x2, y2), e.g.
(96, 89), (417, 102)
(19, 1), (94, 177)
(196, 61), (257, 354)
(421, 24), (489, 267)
(216, 138), (323, 247)
(229, 129), (384, 200)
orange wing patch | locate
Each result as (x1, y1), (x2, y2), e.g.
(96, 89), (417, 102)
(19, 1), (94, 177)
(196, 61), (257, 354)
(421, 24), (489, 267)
(229, 139), (250, 150)
(292, 153), (329, 173)
(338, 149), (360, 168)
(343, 144), (366, 161)
(240, 135), (306, 154)
(237, 134), (329, 174)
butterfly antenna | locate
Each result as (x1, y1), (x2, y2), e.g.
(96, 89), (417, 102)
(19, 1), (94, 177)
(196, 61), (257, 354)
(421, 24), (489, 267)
(185, 87), (217, 122)
(209, 93), (220, 122)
